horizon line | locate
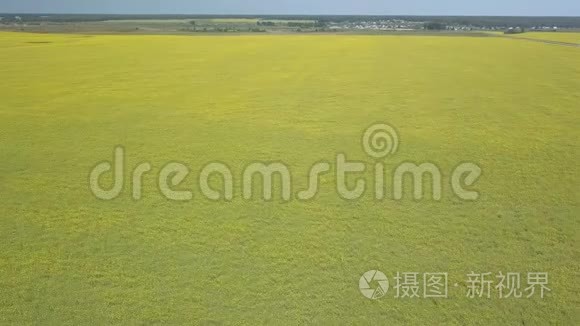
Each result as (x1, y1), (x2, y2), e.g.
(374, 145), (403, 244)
(1, 12), (580, 18)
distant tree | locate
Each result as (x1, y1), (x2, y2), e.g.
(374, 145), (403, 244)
(258, 21), (275, 26)
(424, 22), (446, 30)
(288, 22), (315, 28)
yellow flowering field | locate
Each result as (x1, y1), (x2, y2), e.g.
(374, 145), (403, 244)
(0, 32), (578, 324)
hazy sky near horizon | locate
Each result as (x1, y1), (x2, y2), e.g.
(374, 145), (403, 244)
(1, 0), (579, 16)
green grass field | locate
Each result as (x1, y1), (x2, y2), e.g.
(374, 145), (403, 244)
(0, 32), (578, 324)
(517, 32), (580, 44)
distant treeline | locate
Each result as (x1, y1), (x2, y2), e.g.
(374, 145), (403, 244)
(315, 15), (580, 28)
(2, 14), (580, 28)
(257, 21), (321, 28)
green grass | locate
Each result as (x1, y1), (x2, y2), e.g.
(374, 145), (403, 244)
(517, 32), (580, 44)
(0, 32), (578, 324)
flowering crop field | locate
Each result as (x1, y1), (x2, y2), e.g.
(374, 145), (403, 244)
(0, 32), (578, 324)
(516, 32), (580, 44)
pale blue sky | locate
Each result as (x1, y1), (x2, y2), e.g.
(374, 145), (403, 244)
(1, 0), (579, 16)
